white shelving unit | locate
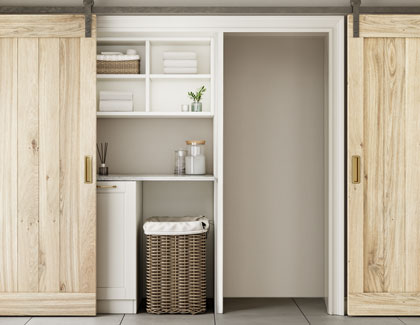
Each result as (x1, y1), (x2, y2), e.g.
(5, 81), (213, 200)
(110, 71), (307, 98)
(96, 31), (219, 315)
(97, 37), (214, 118)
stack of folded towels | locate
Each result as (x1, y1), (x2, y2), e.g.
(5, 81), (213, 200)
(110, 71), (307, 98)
(163, 51), (197, 74)
(99, 91), (133, 112)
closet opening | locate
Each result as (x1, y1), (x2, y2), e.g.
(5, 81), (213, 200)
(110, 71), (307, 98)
(223, 33), (329, 311)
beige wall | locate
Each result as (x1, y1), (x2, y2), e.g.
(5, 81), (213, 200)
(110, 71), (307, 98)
(97, 118), (213, 174)
(224, 35), (325, 297)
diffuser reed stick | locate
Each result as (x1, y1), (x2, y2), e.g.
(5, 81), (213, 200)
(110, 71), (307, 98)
(97, 142), (109, 175)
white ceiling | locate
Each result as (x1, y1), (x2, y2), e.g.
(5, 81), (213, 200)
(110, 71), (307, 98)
(3, 0), (420, 6)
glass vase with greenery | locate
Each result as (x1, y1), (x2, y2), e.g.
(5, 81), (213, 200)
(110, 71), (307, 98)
(188, 86), (206, 112)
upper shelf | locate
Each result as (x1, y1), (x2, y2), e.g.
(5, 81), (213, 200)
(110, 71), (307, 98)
(97, 111), (213, 119)
(97, 37), (212, 45)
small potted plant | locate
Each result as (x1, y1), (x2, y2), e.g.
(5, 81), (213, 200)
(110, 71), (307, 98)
(188, 86), (206, 112)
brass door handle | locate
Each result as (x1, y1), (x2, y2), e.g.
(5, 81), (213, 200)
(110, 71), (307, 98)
(96, 185), (117, 189)
(85, 156), (93, 184)
(352, 155), (361, 184)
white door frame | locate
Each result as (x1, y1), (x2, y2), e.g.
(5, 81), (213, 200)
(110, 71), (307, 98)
(97, 15), (345, 316)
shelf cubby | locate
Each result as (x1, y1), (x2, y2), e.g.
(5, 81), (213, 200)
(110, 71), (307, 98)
(150, 79), (211, 113)
(97, 79), (146, 112)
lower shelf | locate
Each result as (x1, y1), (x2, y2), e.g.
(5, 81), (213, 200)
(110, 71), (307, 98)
(97, 174), (216, 182)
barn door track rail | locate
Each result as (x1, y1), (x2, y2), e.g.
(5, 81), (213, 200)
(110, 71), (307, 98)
(1, 1), (420, 38)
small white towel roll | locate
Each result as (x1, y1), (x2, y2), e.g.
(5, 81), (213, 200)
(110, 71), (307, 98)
(126, 49), (137, 55)
(163, 51), (197, 60)
(163, 60), (197, 68)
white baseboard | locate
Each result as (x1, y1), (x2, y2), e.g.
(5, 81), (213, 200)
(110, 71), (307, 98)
(97, 299), (138, 314)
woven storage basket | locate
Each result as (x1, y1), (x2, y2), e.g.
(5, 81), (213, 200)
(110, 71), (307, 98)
(144, 217), (208, 315)
(97, 59), (140, 74)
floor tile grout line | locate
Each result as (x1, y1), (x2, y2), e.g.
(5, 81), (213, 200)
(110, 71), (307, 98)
(23, 317), (32, 325)
(292, 298), (311, 325)
(119, 314), (125, 325)
(398, 317), (407, 325)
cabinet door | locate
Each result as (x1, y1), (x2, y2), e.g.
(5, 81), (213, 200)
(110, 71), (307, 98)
(0, 15), (96, 315)
(348, 14), (420, 315)
(97, 182), (137, 301)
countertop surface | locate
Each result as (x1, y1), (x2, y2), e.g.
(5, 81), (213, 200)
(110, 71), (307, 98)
(97, 174), (216, 182)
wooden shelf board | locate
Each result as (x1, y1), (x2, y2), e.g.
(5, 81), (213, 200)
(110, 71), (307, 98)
(97, 111), (213, 119)
(97, 174), (216, 182)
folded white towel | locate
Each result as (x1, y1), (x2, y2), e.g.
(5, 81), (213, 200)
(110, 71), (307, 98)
(100, 91), (133, 101)
(163, 67), (197, 74)
(99, 100), (133, 112)
(163, 51), (197, 60)
(163, 60), (197, 68)
(97, 54), (140, 61)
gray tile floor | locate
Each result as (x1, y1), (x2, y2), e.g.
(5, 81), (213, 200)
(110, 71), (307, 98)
(2, 299), (420, 324)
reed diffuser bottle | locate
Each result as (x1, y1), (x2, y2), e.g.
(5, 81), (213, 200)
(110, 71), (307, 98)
(97, 142), (109, 175)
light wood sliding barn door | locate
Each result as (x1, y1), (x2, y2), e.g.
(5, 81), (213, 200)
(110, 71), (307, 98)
(348, 14), (420, 316)
(0, 15), (96, 315)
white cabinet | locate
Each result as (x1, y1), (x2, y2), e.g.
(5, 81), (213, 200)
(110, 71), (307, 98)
(97, 181), (141, 314)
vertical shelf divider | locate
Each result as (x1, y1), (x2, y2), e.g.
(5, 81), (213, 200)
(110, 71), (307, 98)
(210, 38), (215, 115)
(145, 40), (151, 112)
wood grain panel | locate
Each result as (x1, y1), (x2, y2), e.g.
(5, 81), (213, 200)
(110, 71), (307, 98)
(17, 38), (39, 293)
(38, 38), (60, 292)
(363, 38), (385, 293)
(0, 293), (95, 316)
(349, 15), (420, 38)
(347, 35), (364, 295)
(0, 38), (18, 292)
(405, 38), (420, 293)
(0, 15), (96, 315)
(0, 15), (96, 38)
(79, 38), (97, 293)
(382, 38), (406, 293)
(348, 15), (420, 315)
(348, 293), (420, 316)
(59, 38), (81, 293)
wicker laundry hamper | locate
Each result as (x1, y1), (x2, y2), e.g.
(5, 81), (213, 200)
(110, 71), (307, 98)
(143, 216), (209, 315)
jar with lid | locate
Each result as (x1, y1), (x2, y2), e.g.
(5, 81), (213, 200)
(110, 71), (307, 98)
(185, 140), (206, 175)
(174, 149), (187, 175)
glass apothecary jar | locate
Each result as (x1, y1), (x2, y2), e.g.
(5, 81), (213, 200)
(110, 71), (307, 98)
(185, 140), (206, 175)
(174, 149), (187, 175)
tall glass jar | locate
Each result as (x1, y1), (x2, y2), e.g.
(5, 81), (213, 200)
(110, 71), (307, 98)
(174, 149), (187, 175)
(185, 140), (206, 175)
